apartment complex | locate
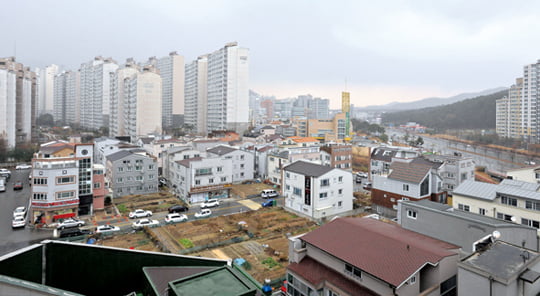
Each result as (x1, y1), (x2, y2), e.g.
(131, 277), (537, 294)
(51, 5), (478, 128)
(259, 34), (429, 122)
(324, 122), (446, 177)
(109, 59), (138, 137)
(496, 60), (539, 142)
(37, 64), (59, 115)
(184, 55), (208, 135)
(53, 70), (80, 125)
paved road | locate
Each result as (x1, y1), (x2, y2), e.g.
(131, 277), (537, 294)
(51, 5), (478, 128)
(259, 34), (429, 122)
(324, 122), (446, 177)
(0, 168), (52, 256)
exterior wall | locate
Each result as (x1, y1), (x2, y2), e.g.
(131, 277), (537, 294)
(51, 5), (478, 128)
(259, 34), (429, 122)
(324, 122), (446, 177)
(507, 167), (538, 183)
(398, 201), (539, 253)
(320, 144), (352, 170)
(108, 154), (158, 198)
(184, 55), (208, 135)
(0, 68), (16, 148)
(267, 155), (287, 185)
(109, 63), (137, 137)
(157, 53), (185, 128)
(452, 192), (540, 230)
(129, 70), (162, 137)
(283, 169), (353, 220)
(93, 138), (122, 165)
(209, 150), (254, 183)
(163, 148), (203, 182)
(92, 165), (107, 211)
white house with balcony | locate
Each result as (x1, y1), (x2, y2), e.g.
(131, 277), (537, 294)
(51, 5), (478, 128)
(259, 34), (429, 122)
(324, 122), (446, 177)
(282, 160), (353, 221)
(267, 146), (320, 185)
(162, 146), (203, 183)
(206, 145), (254, 184)
(172, 157), (233, 204)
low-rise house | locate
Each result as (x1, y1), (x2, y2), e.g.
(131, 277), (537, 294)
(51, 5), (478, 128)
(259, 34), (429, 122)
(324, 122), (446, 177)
(138, 138), (186, 175)
(506, 165), (540, 183)
(370, 146), (420, 177)
(458, 240), (540, 295)
(372, 161), (445, 217)
(162, 146), (203, 183)
(245, 144), (274, 179)
(172, 157), (233, 204)
(397, 199), (539, 253)
(267, 146), (321, 185)
(287, 217), (460, 296)
(424, 154), (475, 194)
(191, 138), (222, 152)
(452, 179), (540, 229)
(282, 160), (353, 221)
(207, 145), (254, 183)
(106, 149), (158, 198)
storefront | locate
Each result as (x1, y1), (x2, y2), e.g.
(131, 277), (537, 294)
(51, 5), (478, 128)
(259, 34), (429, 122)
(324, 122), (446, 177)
(31, 199), (79, 225)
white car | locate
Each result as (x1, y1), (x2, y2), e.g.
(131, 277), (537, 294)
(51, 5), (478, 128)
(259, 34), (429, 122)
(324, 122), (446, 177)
(96, 224), (121, 234)
(15, 164), (32, 170)
(12, 216), (26, 228)
(128, 209), (152, 219)
(13, 206), (27, 219)
(132, 218), (159, 230)
(194, 209), (212, 218)
(56, 218), (85, 229)
(165, 213), (188, 224)
(200, 199), (219, 208)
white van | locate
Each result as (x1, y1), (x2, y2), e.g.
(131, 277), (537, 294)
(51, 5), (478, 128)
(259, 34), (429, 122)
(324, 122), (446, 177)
(261, 189), (278, 199)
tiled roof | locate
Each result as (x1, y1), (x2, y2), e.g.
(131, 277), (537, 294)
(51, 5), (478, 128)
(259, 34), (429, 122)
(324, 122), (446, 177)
(176, 157), (203, 168)
(288, 257), (377, 295)
(453, 180), (499, 200)
(388, 162), (431, 184)
(300, 218), (458, 287)
(284, 160), (333, 177)
(207, 145), (237, 156)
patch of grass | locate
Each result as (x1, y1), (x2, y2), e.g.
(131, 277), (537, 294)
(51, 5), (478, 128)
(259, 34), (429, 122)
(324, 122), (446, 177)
(262, 257), (279, 269)
(117, 204), (128, 214)
(179, 238), (194, 248)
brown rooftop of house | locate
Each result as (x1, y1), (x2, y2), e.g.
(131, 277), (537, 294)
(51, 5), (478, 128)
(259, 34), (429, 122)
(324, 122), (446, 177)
(288, 256), (378, 295)
(388, 161), (432, 184)
(300, 218), (459, 287)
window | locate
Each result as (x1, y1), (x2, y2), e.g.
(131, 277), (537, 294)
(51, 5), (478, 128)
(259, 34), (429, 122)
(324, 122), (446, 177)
(127, 166), (132, 171)
(286, 172), (290, 178)
(526, 200), (540, 211)
(338, 201), (342, 207)
(33, 178), (47, 185)
(319, 192), (328, 199)
(420, 177), (429, 196)
(497, 212), (514, 222)
(195, 180), (200, 185)
(479, 208), (486, 215)
(410, 276), (416, 285)
(501, 195), (517, 207)
(344, 264), (362, 279)
(522, 218), (540, 228)
(195, 168), (212, 176)
(338, 176), (343, 183)
(286, 185), (290, 190)
(338, 189), (343, 195)
(33, 193), (47, 200)
(135, 165), (142, 171)
(56, 176), (75, 184)
(117, 177), (123, 183)
(118, 167), (124, 172)
(320, 179), (330, 187)
(209, 178), (214, 184)
(221, 177), (226, 182)
(293, 187), (302, 196)
(458, 204), (470, 212)
(93, 183), (101, 189)
(136, 176), (143, 181)
(407, 210), (417, 219)
(56, 191), (75, 199)
(240, 164), (245, 169)
(148, 164), (155, 170)
(127, 176), (132, 181)
(461, 172), (468, 181)
(240, 155), (245, 160)
(403, 184), (409, 191)
(148, 174), (155, 179)
(136, 186), (143, 190)
(217, 166), (223, 172)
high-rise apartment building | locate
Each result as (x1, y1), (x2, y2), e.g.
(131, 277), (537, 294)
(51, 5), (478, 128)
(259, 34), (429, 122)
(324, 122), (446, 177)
(53, 70), (80, 125)
(184, 55), (208, 135)
(124, 66), (162, 138)
(37, 64), (58, 115)
(0, 57), (36, 148)
(110, 59), (138, 137)
(206, 42), (249, 133)
(79, 57), (118, 130)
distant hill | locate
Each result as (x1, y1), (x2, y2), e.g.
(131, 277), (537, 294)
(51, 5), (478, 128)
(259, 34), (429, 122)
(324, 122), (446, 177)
(362, 87), (507, 111)
(381, 90), (508, 130)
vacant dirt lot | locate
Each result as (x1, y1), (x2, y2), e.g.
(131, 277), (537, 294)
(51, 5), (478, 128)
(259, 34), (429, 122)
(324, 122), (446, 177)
(101, 207), (317, 283)
(114, 191), (186, 215)
(230, 183), (277, 198)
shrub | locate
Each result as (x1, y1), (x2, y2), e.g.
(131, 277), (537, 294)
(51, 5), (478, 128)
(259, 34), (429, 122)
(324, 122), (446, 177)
(179, 238), (194, 248)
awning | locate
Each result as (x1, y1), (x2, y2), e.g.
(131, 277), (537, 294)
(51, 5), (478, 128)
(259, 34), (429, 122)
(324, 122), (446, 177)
(53, 212), (75, 220)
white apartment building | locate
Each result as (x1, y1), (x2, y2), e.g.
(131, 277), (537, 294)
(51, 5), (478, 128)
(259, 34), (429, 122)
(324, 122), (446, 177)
(109, 59), (138, 137)
(53, 70), (80, 125)
(156, 52), (185, 128)
(267, 146), (321, 185)
(37, 64), (58, 115)
(124, 66), (162, 139)
(282, 160), (353, 220)
(79, 57), (118, 130)
(172, 156), (233, 204)
(206, 145), (254, 183)
(184, 55), (208, 135)
(0, 66), (16, 148)
(206, 42), (249, 133)
(453, 179), (540, 229)
(163, 146), (204, 183)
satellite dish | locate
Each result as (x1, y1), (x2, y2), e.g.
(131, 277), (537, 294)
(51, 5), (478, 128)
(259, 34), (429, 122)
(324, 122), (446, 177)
(492, 231), (501, 239)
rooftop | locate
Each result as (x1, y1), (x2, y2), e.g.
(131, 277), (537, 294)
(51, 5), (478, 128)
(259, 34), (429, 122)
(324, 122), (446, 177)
(284, 160), (334, 177)
(388, 161), (431, 184)
(454, 179), (540, 201)
(207, 145), (238, 156)
(300, 217), (459, 287)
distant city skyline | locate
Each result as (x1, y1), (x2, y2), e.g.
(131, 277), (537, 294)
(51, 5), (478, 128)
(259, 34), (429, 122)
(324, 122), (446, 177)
(3, 0), (540, 108)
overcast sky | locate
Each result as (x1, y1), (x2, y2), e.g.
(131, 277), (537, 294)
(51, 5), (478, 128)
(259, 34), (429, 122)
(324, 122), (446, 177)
(2, 0), (540, 108)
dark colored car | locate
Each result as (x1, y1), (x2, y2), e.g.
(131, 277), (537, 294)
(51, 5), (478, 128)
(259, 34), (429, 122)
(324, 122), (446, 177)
(13, 181), (23, 190)
(168, 205), (189, 213)
(261, 199), (275, 207)
(59, 228), (93, 238)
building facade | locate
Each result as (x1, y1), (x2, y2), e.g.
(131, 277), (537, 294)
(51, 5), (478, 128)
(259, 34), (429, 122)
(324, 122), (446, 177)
(105, 149), (158, 198)
(109, 59), (138, 137)
(184, 55), (208, 135)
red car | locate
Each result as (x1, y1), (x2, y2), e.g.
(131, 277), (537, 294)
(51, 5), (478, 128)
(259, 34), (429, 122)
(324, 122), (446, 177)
(13, 181), (23, 190)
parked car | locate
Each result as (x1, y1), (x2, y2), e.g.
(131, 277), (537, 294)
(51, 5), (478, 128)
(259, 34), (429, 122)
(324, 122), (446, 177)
(59, 228), (93, 238)
(261, 199), (275, 207)
(0, 169), (11, 180)
(194, 209), (212, 218)
(13, 181), (23, 190)
(261, 189), (279, 199)
(200, 199), (219, 208)
(363, 182), (372, 191)
(12, 216), (26, 229)
(96, 224), (121, 234)
(13, 206), (27, 219)
(15, 164), (32, 170)
(56, 218), (85, 229)
(168, 205), (189, 213)
(132, 218), (159, 230)
(128, 209), (152, 219)
(165, 213), (188, 224)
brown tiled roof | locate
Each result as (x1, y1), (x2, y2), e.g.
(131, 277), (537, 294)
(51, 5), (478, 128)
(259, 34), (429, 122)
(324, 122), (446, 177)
(300, 218), (459, 287)
(176, 157), (203, 167)
(288, 256), (378, 296)
(388, 162), (431, 184)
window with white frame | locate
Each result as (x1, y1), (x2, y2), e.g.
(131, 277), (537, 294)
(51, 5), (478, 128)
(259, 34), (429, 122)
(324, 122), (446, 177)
(403, 184), (409, 191)
(56, 191), (75, 199)
(407, 209), (417, 219)
(320, 179), (330, 187)
(319, 192), (328, 199)
(458, 204), (470, 212)
(195, 180), (200, 185)
(344, 263), (361, 279)
(479, 208), (486, 215)
(338, 176), (343, 183)
(117, 177), (123, 183)
(410, 276), (416, 285)
(56, 176), (75, 184)
(118, 167), (124, 172)
(293, 187), (302, 196)
(500, 195), (517, 207)
(526, 200), (540, 211)
(33, 193), (47, 200)
(522, 218), (540, 228)
(338, 189), (343, 195)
